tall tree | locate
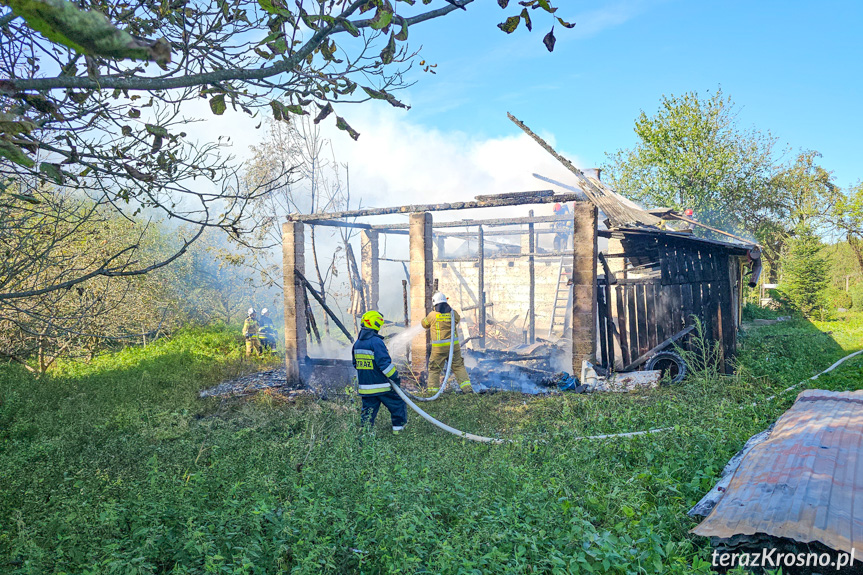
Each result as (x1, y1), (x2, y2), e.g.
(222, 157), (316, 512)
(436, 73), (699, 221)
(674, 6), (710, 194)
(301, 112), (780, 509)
(833, 182), (863, 272)
(780, 224), (829, 318)
(603, 88), (776, 232)
(752, 150), (839, 274)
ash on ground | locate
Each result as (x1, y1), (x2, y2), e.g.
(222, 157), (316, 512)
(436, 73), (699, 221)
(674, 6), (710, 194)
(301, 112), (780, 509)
(199, 367), (305, 399)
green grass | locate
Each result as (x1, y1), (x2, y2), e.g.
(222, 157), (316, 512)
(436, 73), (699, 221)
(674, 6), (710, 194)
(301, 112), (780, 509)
(1, 317), (862, 574)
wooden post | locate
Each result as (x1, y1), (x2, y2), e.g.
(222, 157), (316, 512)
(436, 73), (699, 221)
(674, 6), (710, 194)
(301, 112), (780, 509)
(360, 229), (379, 311)
(528, 209), (536, 344)
(282, 222), (307, 385)
(409, 212), (433, 374)
(571, 204), (598, 372)
(478, 225), (486, 348)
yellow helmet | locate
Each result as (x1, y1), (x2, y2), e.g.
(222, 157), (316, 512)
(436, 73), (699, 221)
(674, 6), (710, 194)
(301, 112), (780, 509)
(361, 310), (385, 331)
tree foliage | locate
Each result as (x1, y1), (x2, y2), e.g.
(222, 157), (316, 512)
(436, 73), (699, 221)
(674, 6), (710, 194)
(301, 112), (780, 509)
(0, 0), (572, 303)
(604, 88), (844, 280)
(780, 225), (829, 317)
(833, 181), (863, 272)
(604, 88), (776, 231)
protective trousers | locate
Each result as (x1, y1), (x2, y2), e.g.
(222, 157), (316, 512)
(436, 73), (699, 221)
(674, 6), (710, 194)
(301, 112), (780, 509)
(427, 343), (471, 391)
(246, 337), (261, 356)
(361, 390), (407, 432)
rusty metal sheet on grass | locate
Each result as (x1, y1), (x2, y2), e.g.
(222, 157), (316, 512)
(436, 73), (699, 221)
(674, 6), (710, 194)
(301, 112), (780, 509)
(692, 389), (863, 556)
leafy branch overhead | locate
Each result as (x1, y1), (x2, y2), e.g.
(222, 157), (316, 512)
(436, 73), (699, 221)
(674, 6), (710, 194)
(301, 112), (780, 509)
(0, 0), (571, 299)
(2, 0), (170, 62)
(496, 0), (574, 51)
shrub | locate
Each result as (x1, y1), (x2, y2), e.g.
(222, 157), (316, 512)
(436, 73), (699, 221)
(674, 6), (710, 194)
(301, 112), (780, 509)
(825, 286), (853, 310)
(851, 282), (863, 310)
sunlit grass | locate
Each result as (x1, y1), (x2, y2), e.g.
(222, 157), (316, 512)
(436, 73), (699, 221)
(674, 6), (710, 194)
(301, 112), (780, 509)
(1, 317), (862, 574)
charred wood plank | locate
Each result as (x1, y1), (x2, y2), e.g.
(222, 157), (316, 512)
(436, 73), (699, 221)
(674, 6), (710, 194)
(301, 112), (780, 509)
(616, 285), (631, 367)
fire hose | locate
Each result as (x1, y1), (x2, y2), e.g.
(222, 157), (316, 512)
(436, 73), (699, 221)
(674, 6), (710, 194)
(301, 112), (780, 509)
(391, 314), (673, 443)
(401, 313), (456, 403)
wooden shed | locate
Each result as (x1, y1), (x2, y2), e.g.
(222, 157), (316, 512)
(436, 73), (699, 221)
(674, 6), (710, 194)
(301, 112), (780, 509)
(596, 228), (753, 375)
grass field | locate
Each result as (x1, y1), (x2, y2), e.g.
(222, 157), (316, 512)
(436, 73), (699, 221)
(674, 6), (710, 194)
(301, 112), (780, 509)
(1, 312), (862, 574)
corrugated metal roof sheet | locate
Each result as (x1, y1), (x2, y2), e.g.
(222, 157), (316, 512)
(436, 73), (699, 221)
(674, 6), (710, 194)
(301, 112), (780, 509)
(692, 389), (863, 556)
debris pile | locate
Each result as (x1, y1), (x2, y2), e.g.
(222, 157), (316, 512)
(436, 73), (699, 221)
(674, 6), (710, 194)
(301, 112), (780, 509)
(199, 367), (306, 399)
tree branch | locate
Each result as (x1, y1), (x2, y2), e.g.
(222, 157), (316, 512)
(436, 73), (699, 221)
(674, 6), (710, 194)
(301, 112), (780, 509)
(2, 1), (473, 93)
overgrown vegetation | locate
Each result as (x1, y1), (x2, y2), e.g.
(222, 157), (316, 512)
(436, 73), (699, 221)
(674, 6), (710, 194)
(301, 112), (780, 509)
(2, 315), (861, 574)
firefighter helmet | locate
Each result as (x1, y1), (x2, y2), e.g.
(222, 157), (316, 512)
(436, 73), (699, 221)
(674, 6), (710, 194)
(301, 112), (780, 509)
(248, 307), (256, 316)
(432, 292), (447, 306)
(361, 310), (385, 331)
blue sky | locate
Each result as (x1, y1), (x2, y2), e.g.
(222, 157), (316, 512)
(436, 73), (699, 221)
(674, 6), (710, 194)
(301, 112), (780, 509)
(388, 0), (862, 189)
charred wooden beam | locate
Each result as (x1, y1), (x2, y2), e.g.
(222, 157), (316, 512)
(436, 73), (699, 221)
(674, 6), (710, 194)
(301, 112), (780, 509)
(377, 214), (572, 230)
(474, 190), (554, 201)
(508, 113), (661, 228)
(286, 192), (582, 222)
(296, 270), (355, 343)
(528, 209), (536, 344)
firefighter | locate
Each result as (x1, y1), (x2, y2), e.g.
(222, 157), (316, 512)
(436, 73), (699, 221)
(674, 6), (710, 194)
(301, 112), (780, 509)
(243, 308), (262, 356)
(259, 308), (277, 352)
(421, 292), (472, 393)
(352, 310), (407, 434)
(552, 202), (571, 251)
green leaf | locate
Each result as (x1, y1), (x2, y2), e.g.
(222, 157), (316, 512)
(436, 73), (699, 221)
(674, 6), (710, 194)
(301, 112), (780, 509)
(39, 162), (64, 184)
(257, 0), (278, 15)
(121, 125), (132, 136)
(361, 86), (409, 109)
(497, 15), (520, 34)
(0, 140), (35, 168)
(536, 0), (556, 12)
(338, 17), (361, 37)
(283, 104), (307, 115)
(380, 32), (396, 64)
(270, 100), (283, 121)
(209, 94), (226, 115)
(128, 108), (141, 118)
(557, 17), (575, 29)
(497, 0), (508, 7)
(393, 14), (408, 41)
(10, 193), (41, 204)
(5, 0), (171, 63)
(520, 8), (532, 32)
(369, 1), (393, 30)
(0, 113), (37, 136)
(145, 124), (168, 137)
(335, 115), (360, 141)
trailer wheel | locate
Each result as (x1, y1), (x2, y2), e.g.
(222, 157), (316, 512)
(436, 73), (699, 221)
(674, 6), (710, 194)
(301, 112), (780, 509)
(646, 351), (687, 385)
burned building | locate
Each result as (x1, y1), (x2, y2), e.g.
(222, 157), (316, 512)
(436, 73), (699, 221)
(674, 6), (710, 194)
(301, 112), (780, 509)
(280, 116), (762, 388)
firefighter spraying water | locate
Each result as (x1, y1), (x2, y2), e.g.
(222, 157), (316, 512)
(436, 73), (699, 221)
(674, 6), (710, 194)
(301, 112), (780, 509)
(422, 292), (473, 394)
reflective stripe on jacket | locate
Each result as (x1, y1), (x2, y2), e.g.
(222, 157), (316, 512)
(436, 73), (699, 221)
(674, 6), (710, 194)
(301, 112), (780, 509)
(352, 327), (398, 395)
(421, 310), (461, 346)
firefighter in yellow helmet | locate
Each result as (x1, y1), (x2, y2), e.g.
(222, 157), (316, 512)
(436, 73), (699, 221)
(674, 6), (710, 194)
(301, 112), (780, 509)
(352, 310), (407, 434)
(421, 292), (472, 393)
(243, 307), (262, 356)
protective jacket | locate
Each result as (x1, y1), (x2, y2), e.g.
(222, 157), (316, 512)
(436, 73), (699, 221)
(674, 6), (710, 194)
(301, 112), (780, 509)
(243, 316), (259, 338)
(421, 309), (461, 347)
(422, 307), (471, 391)
(352, 327), (400, 395)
